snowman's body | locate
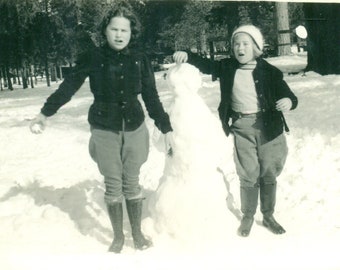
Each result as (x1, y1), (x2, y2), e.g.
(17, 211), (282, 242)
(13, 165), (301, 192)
(150, 64), (233, 245)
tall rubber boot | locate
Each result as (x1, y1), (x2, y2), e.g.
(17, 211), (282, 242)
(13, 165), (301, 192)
(107, 202), (125, 253)
(238, 186), (259, 237)
(126, 199), (152, 250)
(260, 183), (286, 234)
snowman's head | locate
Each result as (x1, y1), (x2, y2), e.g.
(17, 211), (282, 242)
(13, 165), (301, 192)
(167, 63), (202, 95)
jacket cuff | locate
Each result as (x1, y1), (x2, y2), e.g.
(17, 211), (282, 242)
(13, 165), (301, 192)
(290, 97), (298, 110)
(156, 115), (173, 134)
(40, 107), (54, 117)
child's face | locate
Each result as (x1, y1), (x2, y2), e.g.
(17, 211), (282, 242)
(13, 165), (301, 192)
(233, 33), (255, 64)
(105, 16), (131, 51)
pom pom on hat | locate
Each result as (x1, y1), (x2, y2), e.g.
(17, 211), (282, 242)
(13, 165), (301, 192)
(232, 25), (264, 51)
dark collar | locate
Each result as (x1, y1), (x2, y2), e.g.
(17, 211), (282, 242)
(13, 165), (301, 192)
(103, 43), (131, 56)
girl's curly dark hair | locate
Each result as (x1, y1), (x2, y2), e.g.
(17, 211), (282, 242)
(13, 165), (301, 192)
(100, 4), (141, 47)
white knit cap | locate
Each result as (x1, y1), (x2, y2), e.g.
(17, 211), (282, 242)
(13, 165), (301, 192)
(232, 25), (264, 51)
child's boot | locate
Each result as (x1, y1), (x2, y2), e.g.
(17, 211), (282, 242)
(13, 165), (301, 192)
(126, 198), (152, 250)
(107, 202), (125, 253)
(260, 183), (286, 234)
(238, 186), (259, 237)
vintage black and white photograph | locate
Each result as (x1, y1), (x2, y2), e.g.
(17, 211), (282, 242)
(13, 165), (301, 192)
(0, 0), (339, 269)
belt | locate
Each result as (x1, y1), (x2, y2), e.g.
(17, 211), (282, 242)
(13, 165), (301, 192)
(231, 111), (263, 119)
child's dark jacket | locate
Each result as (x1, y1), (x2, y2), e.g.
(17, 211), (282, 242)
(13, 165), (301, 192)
(41, 45), (172, 134)
(188, 54), (298, 142)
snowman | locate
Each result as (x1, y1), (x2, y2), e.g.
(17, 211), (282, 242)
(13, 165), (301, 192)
(149, 63), (235, 247)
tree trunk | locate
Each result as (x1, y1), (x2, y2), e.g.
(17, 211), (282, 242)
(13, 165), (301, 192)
(200, 29), (207, 55)
(12, 73), (17, 84)
(22, 66), (28, 89)
(26, 67), (30, 88)
(276, 2), (291, 56)
(45, 57), (50, 87)
(0, 69), (3, 91)
(51, 65), (56, 82)
(5, 65), (13, 90)
(16, 67), (21, 85)
(2, 67), (7, 88)
(30, 65), (34, 88)
(59, 66), (63, 80)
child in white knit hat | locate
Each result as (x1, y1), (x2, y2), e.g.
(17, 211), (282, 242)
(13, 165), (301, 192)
(173, 24), (298, 237)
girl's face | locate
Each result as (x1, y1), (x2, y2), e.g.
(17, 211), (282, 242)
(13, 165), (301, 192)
(233, 33), (255, 64)
(105, 16), (131, 51)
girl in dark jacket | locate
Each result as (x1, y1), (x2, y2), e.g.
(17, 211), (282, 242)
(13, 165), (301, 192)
(30, 6), (172, 252)
(173, 25), (298, 237)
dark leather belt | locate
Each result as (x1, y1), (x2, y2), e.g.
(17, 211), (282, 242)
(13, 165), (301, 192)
(232, 111), (263, 119)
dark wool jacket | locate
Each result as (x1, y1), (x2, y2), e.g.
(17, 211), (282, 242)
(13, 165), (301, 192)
(188, 54), (298, 142)
(41, 45), (172, 134)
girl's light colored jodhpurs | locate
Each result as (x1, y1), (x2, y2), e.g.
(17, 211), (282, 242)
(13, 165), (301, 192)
(89, 122), (149, 204)
(231, 115), (288, 188)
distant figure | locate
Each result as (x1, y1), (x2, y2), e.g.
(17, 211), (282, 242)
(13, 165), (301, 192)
(173, 25), (298, 237)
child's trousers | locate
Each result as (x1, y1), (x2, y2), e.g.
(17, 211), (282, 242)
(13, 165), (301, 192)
(231, 114), (288, 188)
(89, 122), (149, 204)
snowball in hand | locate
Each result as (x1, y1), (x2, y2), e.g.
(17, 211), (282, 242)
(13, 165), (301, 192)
(30, 123), (44, 134)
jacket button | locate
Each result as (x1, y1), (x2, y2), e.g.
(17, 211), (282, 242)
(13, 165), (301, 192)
(120, 75), (124, 79)
(262, 109), (266, 112)
(255, 80), (259, 83)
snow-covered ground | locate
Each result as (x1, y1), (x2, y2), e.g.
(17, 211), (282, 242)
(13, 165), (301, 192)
(0, 53), (339, 270)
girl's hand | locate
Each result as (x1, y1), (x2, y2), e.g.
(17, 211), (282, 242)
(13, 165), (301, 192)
(276, 98), (292, 112)
(173, 51), (188, 63)
(30, 113), (47, 134)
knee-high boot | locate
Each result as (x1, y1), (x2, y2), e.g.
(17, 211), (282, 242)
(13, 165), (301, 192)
(126, 199), (152, 250)
(107, 202), (125, 253)
(238, 186), (259, 237)
(260, 183), (286, 234)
